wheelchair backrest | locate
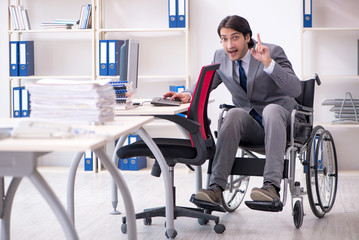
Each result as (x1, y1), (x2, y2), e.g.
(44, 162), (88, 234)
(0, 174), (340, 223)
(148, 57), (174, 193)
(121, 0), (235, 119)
(295, 74), (321, 108)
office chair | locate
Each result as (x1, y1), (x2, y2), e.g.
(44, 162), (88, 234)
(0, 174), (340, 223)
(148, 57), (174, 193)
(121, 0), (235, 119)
(117, 63), (225, 238)
(192, 74), (338, 229)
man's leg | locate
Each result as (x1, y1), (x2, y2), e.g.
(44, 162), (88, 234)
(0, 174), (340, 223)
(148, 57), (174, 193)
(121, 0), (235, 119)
(195, 108), (264, 204)
(250, 104), (290, 201)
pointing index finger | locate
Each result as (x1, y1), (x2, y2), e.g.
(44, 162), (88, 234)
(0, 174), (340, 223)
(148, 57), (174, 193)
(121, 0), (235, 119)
(257, 33), (262, 45)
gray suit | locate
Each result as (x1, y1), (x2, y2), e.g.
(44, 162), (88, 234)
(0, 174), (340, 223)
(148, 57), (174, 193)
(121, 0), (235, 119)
(188, 40), (302, 190)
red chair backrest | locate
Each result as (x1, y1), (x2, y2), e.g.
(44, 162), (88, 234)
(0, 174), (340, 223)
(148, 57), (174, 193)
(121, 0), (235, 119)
(188, 63), (220, 141)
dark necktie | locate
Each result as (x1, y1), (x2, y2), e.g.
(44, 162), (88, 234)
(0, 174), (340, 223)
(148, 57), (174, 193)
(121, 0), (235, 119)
(238, 60), (247, 92)
(238, 60), (263, 125)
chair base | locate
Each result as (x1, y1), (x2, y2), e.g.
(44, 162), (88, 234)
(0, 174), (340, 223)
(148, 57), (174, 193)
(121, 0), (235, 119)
(122, 204), (221, 226)
(190, 194), (226, 213)
(245, 199), (283, 212)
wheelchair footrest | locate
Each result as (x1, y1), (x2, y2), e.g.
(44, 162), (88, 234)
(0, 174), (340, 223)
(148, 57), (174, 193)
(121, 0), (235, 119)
(245, 199), (283, 212)
(190, 194), (226, 213)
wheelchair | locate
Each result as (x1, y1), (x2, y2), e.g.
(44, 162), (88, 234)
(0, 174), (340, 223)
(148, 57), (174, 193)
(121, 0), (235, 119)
(191, 74), (338, 229)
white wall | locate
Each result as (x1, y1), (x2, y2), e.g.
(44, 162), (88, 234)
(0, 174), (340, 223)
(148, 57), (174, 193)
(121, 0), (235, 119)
(1, 0), (358, 170)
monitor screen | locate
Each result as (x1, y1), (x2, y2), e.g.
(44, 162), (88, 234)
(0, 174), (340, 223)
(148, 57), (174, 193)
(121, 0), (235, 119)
(119, 39), (139, 90)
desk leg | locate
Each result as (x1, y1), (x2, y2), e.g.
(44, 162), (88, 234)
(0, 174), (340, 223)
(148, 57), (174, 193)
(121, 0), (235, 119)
(1, 177), (22, 240)
(67, 152), (84, 224)
(135, 128), (176, 239)
(94, 149), (137, 240)
(110, 135), (127, 215)
(28, 170), (78, 240)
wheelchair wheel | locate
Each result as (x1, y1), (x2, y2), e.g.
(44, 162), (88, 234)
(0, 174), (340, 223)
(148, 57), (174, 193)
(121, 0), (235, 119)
(222, 175), (249, 212)
(306, 126), (338, 217)
(314, 130), (338, 213)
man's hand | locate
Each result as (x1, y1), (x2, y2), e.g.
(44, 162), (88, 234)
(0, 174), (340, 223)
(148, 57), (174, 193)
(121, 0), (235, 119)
(250, 33), (272, 68)
(163, 91), (191, 103)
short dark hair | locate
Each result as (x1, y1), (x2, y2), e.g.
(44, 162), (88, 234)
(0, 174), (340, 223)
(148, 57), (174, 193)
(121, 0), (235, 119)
(217, 15), (254, 49)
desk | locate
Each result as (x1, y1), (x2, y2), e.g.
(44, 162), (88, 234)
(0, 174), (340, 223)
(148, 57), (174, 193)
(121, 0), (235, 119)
(0, 116), (153, 240)
(113, 103), (201, 238)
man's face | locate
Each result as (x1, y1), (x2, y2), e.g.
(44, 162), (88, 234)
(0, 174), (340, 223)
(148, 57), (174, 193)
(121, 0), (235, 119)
(220, 27), (250, 61)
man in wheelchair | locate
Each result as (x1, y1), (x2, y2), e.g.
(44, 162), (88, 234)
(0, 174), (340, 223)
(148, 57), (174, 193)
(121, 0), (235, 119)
(165, 15), (305, 205)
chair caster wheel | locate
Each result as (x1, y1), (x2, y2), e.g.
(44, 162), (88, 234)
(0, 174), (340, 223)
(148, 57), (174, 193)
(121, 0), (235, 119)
(143, 217), (152, 225)
(165, 229), (177, 239)
(198, 218), (209, 225)
(121, 223), (127, 234)
(214, 223), (226, 234)
(293, 200), (304, 229)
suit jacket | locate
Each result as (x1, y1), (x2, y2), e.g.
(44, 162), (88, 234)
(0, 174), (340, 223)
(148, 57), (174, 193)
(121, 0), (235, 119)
(188, 40), (301, 117)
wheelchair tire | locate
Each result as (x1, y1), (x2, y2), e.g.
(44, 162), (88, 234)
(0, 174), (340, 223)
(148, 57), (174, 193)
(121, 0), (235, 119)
(222, 175), (249, 212)
(314, 130), (338, 214)
(306, 125), (326, 218)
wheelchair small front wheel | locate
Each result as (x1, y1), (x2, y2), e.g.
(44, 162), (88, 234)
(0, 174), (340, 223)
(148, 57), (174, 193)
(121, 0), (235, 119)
(293, 200), (304, 229)
(222, 175), (249, 212)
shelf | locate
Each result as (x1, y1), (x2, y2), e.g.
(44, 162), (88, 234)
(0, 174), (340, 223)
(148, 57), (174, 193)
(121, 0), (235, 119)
(303, 27), (359, 32)
(9, 75), (93, 80)
(99, 28), (187, 33)
(97, 75), (187, 80)
(9, 29), (94, 34)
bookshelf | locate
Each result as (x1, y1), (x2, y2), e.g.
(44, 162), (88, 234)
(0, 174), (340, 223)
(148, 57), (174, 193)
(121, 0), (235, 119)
(8, 0), (190, 117)
(300, 0), (359, 124)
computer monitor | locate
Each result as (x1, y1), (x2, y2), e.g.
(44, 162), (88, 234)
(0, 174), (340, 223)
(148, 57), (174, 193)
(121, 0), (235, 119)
(119, 39), (139, 91)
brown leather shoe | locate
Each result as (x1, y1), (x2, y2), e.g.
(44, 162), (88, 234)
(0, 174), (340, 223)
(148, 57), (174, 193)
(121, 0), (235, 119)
(194, 184), (223, 204)
(250, 182), (280, 202)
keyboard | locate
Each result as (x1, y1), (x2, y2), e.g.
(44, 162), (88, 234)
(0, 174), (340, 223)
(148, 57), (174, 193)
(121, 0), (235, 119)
(151, 97), (181, 106)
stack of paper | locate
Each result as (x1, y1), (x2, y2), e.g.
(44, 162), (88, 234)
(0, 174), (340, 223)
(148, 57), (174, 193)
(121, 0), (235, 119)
(25, 79), (116, 123)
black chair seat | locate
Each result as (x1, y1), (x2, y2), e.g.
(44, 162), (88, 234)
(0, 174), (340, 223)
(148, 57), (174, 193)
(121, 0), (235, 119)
(117, 138), (197, 161)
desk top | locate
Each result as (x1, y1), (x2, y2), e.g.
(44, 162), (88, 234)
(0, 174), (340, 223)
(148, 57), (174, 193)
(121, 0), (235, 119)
(0, 116), (153, 152)
(114, 102), (190, 116)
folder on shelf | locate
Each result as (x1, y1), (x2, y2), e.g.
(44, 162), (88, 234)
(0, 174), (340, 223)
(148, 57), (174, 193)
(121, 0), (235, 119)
(108, 40), (125, 76)
(12, 87), (21, 118)
(99, 40), (108, 76)
(21, 87), (30, 117)
(84, 150), (94, 171)
(10, 41), (19, 76)
(168, 0), (177, 28)
(177, 0), (185, 28)
(303, 0), (312, 28)
(19, 41), (34, 76)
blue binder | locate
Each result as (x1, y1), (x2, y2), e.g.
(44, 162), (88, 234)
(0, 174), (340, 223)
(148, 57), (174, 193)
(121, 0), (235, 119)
(21, 87), (30, 117)
(12, 87), (22, 118)
(177, 0), (185, 28)
(19, 41), (34, 76)
(108, 40), (124, 76)
(303, 0), (312, 28)
(99, 40), (108, 76)
(9, 41), (19, 76)
(168, 0), (177, 28)
(170, 85), (185, 93)
(84, 150), (94, 171)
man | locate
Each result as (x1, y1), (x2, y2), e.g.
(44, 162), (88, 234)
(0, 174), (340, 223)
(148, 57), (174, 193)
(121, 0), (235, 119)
(164, 15), (302, 204)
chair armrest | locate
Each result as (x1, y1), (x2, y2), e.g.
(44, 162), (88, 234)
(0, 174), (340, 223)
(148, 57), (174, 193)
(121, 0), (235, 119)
(156, 115), (201, 135)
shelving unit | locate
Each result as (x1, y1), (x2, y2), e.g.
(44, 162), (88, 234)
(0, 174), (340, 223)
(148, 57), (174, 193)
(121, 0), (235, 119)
(8, 0), (191, 117)
(300, 0), (359, 124)
(95, 0), (190, 100)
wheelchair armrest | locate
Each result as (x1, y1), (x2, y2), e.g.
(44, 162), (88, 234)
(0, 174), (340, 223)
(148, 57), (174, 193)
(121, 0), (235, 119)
(219, 104), (236, 110)
(294, 105), (313, 114)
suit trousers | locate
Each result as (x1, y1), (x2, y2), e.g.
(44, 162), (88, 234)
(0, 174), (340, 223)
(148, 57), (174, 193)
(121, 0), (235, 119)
(210, 104), (292, 190)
